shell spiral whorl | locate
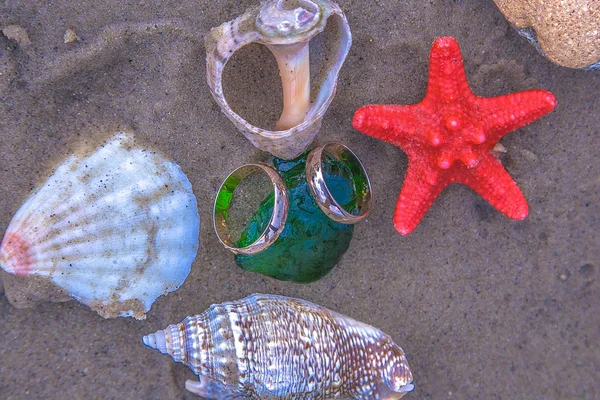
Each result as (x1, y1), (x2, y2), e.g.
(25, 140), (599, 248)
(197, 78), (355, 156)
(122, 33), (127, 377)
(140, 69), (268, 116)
(143, 294), (414, 399)
(257, 0), (321, 37)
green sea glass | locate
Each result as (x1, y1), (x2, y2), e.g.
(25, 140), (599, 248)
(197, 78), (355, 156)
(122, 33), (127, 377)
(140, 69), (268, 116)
(234, 151), (362, 283)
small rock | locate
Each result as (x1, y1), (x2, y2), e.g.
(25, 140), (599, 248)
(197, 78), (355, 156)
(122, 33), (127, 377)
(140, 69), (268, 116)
(492, 0), (600, 69)
(491, 143), (507, 159)
(578, 263), (594, 279)
(64, 28), (79, 44)
(1, 25), (31, 47)
(520, 148), (538, 162)
(493, 143), (508, 154)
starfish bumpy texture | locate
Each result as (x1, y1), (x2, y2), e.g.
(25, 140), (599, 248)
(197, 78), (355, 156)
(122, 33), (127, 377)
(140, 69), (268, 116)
(353, 36), (557, 235)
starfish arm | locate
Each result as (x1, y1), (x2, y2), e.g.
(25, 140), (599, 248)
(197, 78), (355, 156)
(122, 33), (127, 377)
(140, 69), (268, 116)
(477, 89), (557, 143)
(455, 153), (528, 220)
(425, 37), (471, 104)
(352, 104), (422, 147)
(393, 159), (448, 235)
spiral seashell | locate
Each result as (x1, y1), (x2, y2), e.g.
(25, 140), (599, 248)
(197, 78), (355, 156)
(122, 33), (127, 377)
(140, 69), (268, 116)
(0, 132), (200, 319)
(205, 0), (352, 159)
(143, 294), (414, 399)
(257, 0), (321, 38)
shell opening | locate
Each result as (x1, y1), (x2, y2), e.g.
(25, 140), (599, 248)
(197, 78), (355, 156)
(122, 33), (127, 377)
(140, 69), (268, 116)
(268, 41), (311, 130)
(206, 0), (351, 159)
(399, 383), (414, 393)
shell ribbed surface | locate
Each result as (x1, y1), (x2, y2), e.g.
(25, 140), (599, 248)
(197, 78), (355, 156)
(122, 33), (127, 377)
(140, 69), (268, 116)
(204, 0), (352, 159)
(0, 132), (200, 319)
(144, 294), (413, 399)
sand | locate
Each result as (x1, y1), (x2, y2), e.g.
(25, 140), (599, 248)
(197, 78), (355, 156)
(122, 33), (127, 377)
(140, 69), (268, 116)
(0, 0), (598, 399)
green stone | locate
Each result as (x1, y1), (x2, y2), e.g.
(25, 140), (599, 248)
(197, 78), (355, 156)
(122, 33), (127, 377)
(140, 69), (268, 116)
(234, 150), (362, 283)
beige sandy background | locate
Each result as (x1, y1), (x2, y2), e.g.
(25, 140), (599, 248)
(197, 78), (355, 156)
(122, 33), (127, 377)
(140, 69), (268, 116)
(0, 0), (598, 399)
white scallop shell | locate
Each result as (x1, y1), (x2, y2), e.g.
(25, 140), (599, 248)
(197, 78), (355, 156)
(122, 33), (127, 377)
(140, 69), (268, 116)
(143, 294), (414, 399)
(0, 132), (200, 319)
(205, 0), (352, 159)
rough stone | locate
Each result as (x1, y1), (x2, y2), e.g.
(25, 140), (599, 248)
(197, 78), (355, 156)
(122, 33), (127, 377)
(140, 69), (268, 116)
(493, 0), (600, 69)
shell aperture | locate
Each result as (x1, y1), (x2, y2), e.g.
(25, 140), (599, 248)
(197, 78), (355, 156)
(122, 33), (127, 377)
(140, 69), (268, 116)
(205, 0), (352, 159)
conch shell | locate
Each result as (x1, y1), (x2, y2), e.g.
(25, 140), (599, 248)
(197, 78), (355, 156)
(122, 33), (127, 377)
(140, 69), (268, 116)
(0, 133), (200, 319)
(205, 0), (352, 159)
(143, 293), (414, 399)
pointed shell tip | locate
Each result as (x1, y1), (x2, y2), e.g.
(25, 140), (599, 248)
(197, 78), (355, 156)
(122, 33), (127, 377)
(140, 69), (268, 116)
(142, 334), (153, 348)
(143, 330), (168, 354)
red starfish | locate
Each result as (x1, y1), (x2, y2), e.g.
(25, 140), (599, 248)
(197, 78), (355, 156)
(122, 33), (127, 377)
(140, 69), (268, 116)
(352, 36), (557, 235)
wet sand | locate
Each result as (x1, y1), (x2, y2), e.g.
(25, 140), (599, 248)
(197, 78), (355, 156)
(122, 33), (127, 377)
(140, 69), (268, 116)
(0, 0), (598, 399)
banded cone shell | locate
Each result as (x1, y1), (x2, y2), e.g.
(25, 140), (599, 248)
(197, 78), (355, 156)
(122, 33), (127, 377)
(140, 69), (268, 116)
(0, 132), (200, 319)
(143, 294), (414, 399)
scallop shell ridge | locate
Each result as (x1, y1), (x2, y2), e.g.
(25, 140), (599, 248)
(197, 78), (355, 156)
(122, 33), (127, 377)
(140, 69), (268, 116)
(0, 132), (200, 319)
